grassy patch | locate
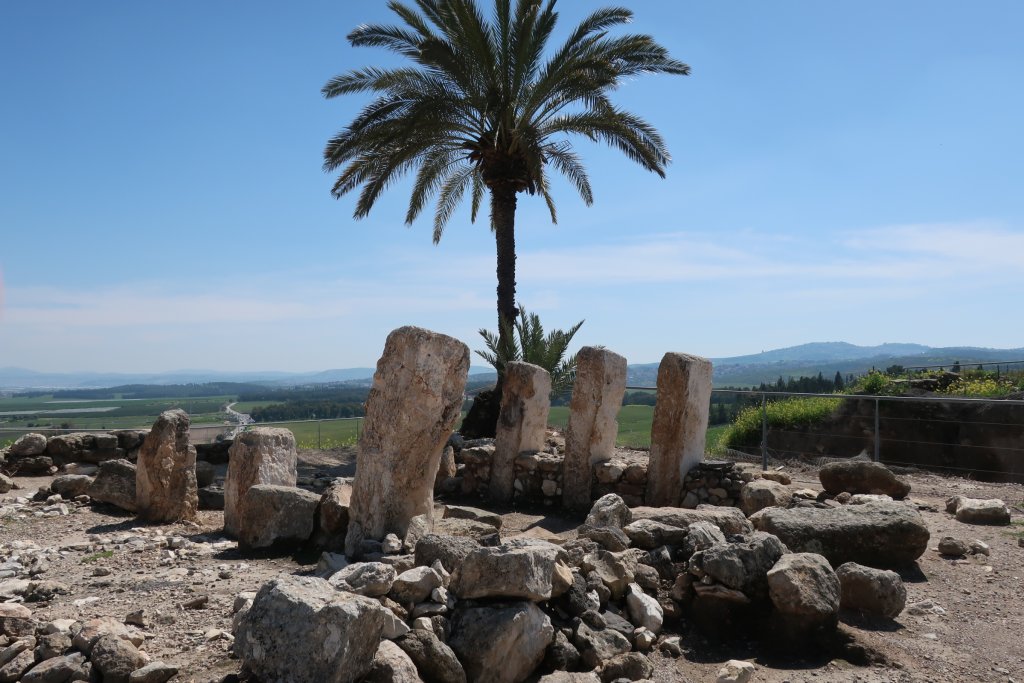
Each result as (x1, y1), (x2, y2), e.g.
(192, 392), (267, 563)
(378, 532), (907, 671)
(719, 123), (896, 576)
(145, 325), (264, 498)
(719, 396), (842, 451)
(548, 405), (655, 448)
(256, 419), (362, 449)
(81, 550), (114, 563)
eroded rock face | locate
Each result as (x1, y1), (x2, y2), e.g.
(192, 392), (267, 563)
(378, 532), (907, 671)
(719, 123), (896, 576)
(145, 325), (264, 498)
(346, 327), (469, 557)
(631, 505), (753, 536)
(835, 562), (906, 618)
(950, 497), (1011, 525)
(562, 347), (627, 513)
(752, 501), (930, 568)
(491, 361), (551, 504)
(739, 479), (793, 516)
(646, 352), (713, 507)
(767, 553), (840, 626)
(234, 576), (389, 683)
(135, 409), (198, 523)
(86, 459), (137, 512)
(237, 485), (320, 550)
(224, 427), (297, 538)
(819, 461), (911, 499)
(451, 543), (572, 602)
(584, 494), (632, 530)
(9, 433), (47, 457)
(449, 602), (553, 683)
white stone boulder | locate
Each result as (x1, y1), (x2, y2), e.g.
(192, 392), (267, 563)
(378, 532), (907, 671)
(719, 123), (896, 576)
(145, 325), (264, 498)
(449, 602), (553, 683)
(237, 485), (320, 550)
(451, 543), (573, 601)
(234, 576), (389, 683)
(835, 562), (906, 618)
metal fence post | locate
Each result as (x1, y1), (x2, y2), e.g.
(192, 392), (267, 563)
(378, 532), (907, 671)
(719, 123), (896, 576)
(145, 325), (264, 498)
(318, 420), (322, 449)
(761, 393), (768, 471)
(873, 398), (880, 462)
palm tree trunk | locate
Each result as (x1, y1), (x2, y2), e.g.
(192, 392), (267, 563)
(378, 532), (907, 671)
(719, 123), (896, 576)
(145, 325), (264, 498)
(490, 184), (518, 351)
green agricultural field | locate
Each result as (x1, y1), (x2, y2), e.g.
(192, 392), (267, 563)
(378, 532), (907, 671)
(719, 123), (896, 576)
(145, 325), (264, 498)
(548, 405), (728, 451)
(230, 401), (276, 414)
(0, 394), (234, 446)
(253, 418), (364, 449)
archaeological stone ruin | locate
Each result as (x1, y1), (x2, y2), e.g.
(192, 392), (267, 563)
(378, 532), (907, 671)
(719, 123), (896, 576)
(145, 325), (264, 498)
(7, 323), (1020, 682)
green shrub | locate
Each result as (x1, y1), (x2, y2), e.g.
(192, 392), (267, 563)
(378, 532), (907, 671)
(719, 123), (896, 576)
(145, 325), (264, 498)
(720, 396), (842, 450)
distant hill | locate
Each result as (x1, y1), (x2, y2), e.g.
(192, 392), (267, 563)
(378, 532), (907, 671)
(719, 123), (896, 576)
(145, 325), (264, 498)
(0, 364), (496, 391)
(4, 343), (1022, 391)
(625, 343), (1024, 388)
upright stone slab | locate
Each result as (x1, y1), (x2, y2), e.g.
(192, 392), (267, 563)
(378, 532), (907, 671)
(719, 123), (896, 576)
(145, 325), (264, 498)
(345, 326), (469, 558)
(562, 347), (627, 513)
(645, 353), (712, 507)
(224, 427), (298, 538)
(135, 409), (199, 522)
(490, 361), (551, 504)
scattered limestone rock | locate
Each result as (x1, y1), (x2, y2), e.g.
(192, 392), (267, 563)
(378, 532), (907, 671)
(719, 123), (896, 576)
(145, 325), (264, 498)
(224, 427), (297, 538)
(751, 501), (929, 568)
(697, 532), (788, 600)
(237, 484), (320, 550)
(234, 576), (389, 683)
(452, 543), (572, 601)
(739, 479), (793, 516)
(835, 562), (906, 618)
(86, 459), (137, 512)
(442, 505), (502, 530)
(414, 534), (481, 574)
(389, 566), (442, 605)
(395, 629), (466, 683)
(622, 519), (687, 550)
(819, 460), (911, 499)
(128, 661), (179, 683)
(716, 659), (755, 683)
(631, 505), (752, 536)
(9, 433), (47, 457)
(50, 474), (92, 499)
(585, 494), (632, 530)
(90, 634), (148, 683)
(449, 601), (553, 683)
(948, 497), (1011, 525)
(767, 553), (840, 628)
(21, 653), (89, 683)
(331, 562), (397, 598)
(599, 652), (654, 682)
(316, 480), (353, 551)
(624, 583), (663, 634)
(0, 603), (34, 638)
(364, 639), (422, 683)
(937, 536), (970, 557)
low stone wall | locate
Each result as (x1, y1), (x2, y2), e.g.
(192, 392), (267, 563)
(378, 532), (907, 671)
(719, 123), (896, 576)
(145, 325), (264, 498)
(449, 434), (755, 511)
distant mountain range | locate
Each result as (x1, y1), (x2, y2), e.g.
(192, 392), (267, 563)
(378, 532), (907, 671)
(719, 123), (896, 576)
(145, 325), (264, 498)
(2, 342), (1022, 390)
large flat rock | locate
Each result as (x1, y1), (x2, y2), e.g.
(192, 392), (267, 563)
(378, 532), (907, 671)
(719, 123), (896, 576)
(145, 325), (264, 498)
(752, 501), (929, 568)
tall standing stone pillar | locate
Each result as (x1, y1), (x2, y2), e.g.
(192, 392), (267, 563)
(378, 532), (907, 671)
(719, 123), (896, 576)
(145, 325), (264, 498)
(490, 361), (551, 504)
(562, 347), (627, 513)
(645, 352), (713, 507)
(136, 409), (198, 522)
(345, 326), (469, 558)
(223, 427), (297, 538)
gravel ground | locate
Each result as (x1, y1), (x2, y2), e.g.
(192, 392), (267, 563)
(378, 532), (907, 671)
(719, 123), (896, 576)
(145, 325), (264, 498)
(1, 449), (1022, 683)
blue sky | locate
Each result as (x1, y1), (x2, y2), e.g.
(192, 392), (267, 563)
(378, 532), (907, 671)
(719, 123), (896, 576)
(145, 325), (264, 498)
(1, 1), (1022, 372)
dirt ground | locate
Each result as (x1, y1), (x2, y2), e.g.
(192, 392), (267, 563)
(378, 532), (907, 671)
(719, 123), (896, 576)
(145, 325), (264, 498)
(1, 449), (1022, 683)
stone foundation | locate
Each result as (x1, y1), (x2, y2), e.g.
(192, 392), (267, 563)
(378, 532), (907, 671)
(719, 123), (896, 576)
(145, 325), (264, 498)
(449, 433), (756, 511)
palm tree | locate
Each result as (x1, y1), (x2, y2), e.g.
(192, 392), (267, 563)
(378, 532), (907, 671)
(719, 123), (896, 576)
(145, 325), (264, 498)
(476, 304), (584, 395)
(322, 0), (689, 351)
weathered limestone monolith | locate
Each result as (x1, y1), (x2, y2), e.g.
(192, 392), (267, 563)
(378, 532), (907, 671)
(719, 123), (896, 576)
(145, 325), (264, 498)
(224, 427), (298, 538)
(345, 326), (470, 558)
(645, 353), (712, 507)
(562, 347), (627, 513)
(490, 361), (551, 504)
(135, 409), (198, 522)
